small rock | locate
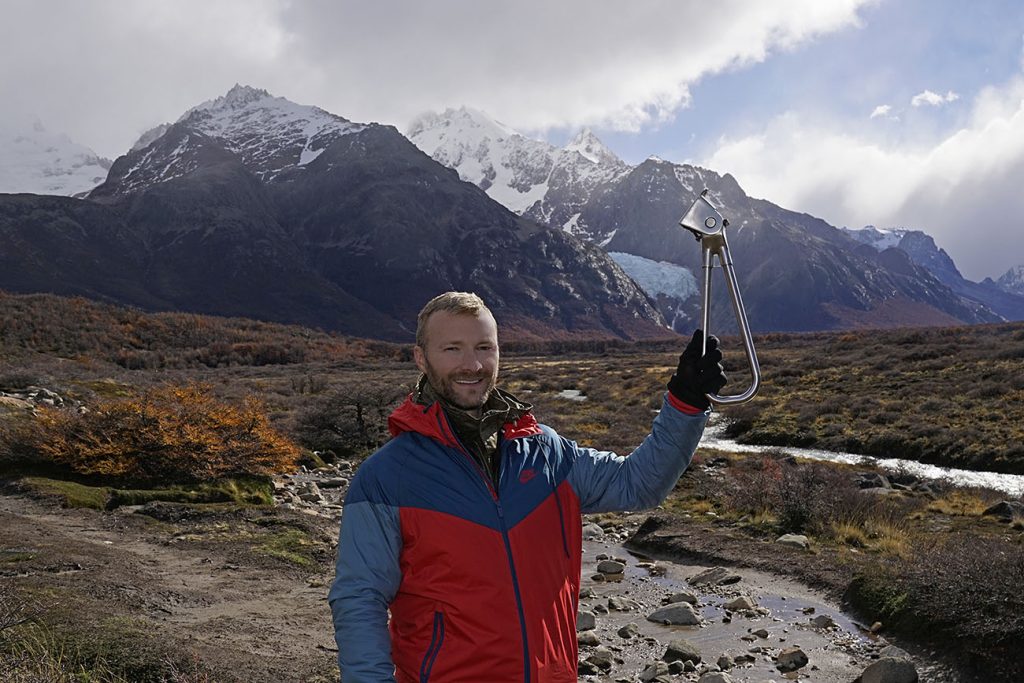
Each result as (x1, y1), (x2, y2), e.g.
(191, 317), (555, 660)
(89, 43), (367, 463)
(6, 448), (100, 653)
(647, 603), (701, 626)
(775, 647), (808, 673)
(617, 622), (640, 639)
(582, 522), (606, 540)
(578, 630), (601, 647)
(585, 646), (614, 672)
(667, 591), (698, 605)
(878, 645), (911, 660)
(776, 534), (810, 549)
(811, 614), (836, 630)
(751, 628), (769, 639)
(663, 638), (702, 664)
(724, 596), (756, 611)
(697, 672), (734, 683)
(608, 596), (634, 611)
(689, 566), (742, 586)
(577, 610), (596, 631)
(717, 654), (734, 670)
(597, 559), (626, 575)
(639, 661), (670, 682)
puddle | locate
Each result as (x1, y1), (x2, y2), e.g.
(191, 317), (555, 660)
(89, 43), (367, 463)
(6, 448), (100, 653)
(580, 539), (962, 682)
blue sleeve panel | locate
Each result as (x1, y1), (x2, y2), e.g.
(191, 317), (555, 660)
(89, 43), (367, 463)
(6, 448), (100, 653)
(565, 394), (709, 514)
(328, 460), (403, 683)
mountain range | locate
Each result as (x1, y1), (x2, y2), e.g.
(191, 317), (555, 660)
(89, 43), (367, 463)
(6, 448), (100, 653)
(3, 87), (1024, 342)
(0, 86), (664, 342)
(408, 108), (1024, 333)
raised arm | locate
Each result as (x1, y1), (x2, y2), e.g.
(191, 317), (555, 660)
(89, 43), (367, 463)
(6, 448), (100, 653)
(566, 330), (726, 513)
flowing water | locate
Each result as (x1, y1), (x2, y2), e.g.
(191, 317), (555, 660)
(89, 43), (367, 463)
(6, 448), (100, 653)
(699, 416), (1024, 496)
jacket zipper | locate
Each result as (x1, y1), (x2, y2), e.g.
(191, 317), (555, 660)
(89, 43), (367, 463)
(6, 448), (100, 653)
(435, 410), (532, 683)
(419, 611), (445, 683)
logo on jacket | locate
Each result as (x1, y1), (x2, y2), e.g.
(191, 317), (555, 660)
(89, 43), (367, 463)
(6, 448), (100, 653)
(519, 468), (537, 484)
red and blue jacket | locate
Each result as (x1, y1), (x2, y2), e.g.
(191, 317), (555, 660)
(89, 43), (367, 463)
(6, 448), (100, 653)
(328, 392), (707, 682)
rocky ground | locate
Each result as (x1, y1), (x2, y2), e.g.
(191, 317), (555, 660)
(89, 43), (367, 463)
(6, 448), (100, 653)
(0, 462), (947, 682)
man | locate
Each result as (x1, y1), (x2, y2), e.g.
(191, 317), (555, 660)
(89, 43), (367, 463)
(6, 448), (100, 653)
(329, 292), (726, 682)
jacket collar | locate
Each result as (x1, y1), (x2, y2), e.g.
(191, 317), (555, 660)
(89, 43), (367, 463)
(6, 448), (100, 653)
(388, 382), (541, 446)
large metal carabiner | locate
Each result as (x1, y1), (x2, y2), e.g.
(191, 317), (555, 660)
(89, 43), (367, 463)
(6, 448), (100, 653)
(679, 189), (761, 405)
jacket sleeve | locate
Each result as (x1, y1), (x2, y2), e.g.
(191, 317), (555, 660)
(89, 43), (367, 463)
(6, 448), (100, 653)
(566, 394), (708, 513)
(327, 464), (403, 682)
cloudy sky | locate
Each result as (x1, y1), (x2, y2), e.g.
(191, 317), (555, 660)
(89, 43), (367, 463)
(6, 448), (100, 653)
(4, 0), (1023, 280)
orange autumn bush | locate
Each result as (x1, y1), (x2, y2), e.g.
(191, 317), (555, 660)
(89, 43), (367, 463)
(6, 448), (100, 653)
(29, 383), (300, 485)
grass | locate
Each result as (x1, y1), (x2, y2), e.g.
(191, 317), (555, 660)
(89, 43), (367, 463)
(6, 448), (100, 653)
(255, 528), (316, 568)
(17, 476), (274, 510)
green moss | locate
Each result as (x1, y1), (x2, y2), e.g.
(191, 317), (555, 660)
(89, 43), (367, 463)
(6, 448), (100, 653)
(17, 476), (273, 510)
(255, 528), (315, 567)
(20, 476), (112, 509)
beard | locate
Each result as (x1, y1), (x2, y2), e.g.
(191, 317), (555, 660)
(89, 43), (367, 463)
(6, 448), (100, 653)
(422, 360), (498, 412)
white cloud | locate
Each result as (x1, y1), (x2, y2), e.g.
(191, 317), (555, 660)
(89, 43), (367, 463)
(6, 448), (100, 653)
(0, 0), (875, 158)
(703, 77), (1024, 280)
(911, 89), (960, 107)
(870, 104), (893, 119)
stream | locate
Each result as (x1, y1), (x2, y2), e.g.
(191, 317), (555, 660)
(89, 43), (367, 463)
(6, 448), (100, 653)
(699, 416), (1024, 496)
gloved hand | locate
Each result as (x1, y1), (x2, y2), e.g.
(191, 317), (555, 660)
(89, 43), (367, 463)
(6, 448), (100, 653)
(667, 330), (727, 411)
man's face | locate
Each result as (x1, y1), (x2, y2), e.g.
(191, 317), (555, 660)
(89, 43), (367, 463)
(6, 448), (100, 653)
(414, 310), (499, 414)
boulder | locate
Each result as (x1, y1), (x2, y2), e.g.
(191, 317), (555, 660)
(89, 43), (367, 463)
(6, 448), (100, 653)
(856, 656), (919, 683)
(582, 522), (605, 540)
(982, 500), (1024, 521)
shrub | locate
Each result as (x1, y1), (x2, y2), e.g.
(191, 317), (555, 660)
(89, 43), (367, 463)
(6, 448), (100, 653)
(293, 381), (407, 459)
(14, 383), (300, 486)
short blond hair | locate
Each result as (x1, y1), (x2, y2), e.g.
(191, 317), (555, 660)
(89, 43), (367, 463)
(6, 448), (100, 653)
(416, 292), (494, 347)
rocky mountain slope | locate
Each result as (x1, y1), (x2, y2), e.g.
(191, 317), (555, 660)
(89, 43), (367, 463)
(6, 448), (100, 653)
(0, 86), (667, 342)
(845, 227), (1024, 321)
(410, 110), (1005, 333)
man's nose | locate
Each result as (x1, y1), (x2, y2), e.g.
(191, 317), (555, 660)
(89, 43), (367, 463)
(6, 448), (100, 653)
(460, 351), (484, 371)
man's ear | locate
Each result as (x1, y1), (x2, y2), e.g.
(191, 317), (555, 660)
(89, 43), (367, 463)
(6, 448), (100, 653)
(413, 345), (427, 374)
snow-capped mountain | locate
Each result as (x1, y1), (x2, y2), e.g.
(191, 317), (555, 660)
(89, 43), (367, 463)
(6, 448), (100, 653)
(2, 86), (666, 342)
(407, 108), (628, 232)
(412, 108), (1008, 331)
(92, 85), (366, 197)
(994, 265), (1024, 296)
(0, 119), (111, 196)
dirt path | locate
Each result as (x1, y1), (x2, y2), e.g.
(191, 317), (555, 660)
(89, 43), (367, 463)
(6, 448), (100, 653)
(0, 491), (339, 682)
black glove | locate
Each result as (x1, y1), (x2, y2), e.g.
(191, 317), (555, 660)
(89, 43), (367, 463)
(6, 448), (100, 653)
(667, 330), (727, 411)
